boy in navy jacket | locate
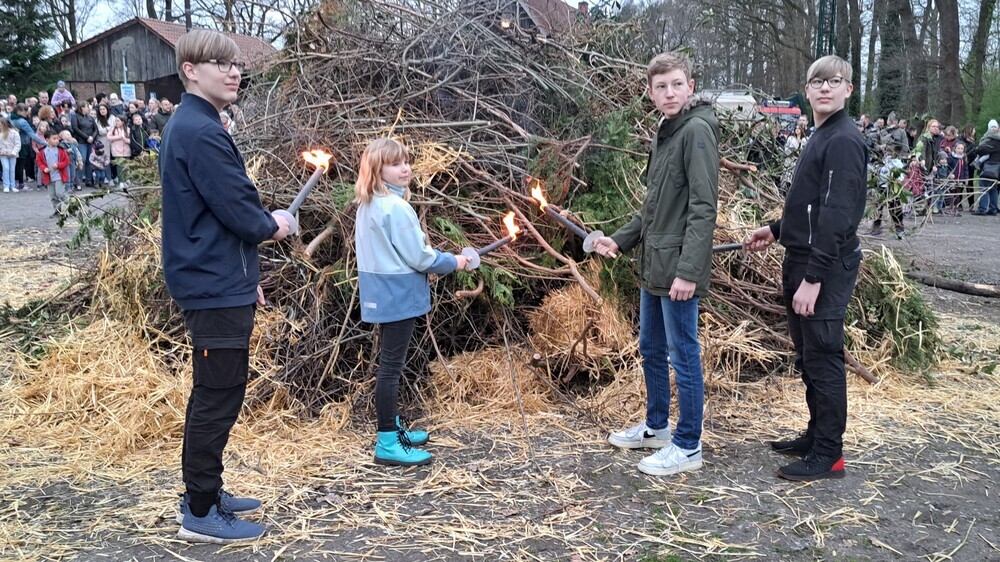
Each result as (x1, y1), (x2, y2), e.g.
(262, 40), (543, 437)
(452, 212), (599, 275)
(160, 29), (290, 544)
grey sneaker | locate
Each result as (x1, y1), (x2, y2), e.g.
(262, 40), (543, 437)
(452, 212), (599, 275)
(637, 443), (703, 476)
(175, 489), (261, 524)
(177, 504), (264, 544)
(608, 422), (671, 449)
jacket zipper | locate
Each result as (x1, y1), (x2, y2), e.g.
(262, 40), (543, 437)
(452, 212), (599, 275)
(825, 170), (834, 205)
(807, 204), (813, 244)
(240, 242), (247, 277)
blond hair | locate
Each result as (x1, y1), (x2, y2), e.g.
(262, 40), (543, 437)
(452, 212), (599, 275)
(807, 55), (852, 83)
(355, 138), (410, 204)
(647, 52), (692, 84)
(175, 29), (239, 86)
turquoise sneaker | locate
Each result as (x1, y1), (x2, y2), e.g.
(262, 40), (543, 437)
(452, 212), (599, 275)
(374, 430), (432, 467)
(177, 504), (264, 544)
(396, 416), (429, 446)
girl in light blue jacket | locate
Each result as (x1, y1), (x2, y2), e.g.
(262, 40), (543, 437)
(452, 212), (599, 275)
(354, 138), (469, 467)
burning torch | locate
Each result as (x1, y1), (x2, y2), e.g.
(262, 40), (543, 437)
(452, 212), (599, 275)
(460, 211), (521, 270)
(272, 149), (333, 235)
(529, 179), (618, 257)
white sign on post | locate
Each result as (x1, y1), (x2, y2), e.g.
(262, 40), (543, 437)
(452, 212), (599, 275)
(120, 83), (137, 103)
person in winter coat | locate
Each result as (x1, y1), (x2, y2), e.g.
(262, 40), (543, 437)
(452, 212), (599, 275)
(746, 55), (869, 482)
(70, 103), (98, 186)
(596, 51), (719, 478)
(35, 130), (71, 215)
(150, 98), (173, 133)
(160, 29), (290, 545)
(970, 119), (1000, 215)
(89, 140), (111, 187)
(50, 81), (76, 108)
(107, 118), (130, 184)
(8, 104), (45, 188)
(353, 138), (469, 468)
(0, 116), (21, 192)
(128, 113), (149, 157)
(914, 120), (943, 174)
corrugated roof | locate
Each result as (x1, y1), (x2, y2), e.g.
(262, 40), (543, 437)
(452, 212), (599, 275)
(58, 18), (277, 64)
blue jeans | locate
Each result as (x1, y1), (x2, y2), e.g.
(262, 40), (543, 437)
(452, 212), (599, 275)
(79, 142), (92, 185)
(0, 156), (15, 188)
(638, 288), (704, 450)
(93, 168), (108, 184)
(976, 177), (999, 214)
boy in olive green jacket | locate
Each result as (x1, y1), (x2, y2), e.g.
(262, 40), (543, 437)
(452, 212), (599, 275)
(595, 51), (719, 477)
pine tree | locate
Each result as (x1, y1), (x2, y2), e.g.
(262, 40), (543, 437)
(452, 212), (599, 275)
(0, 0), (62, 98)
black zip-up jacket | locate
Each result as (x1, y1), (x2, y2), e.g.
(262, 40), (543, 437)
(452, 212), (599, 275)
(159, 93), (278, 311)
(768, 108), (868, 282)
(70, 111), (98, 144)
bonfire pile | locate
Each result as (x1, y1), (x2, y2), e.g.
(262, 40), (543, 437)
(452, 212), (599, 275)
(40, 0), (936, 418)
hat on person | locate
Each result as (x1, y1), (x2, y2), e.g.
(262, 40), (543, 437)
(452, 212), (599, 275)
(109, 93), (118, 101)
(990, 119), (999, 131)
(93, 141), (104, 150)
(937, 151), (948, 160)
(57, 80), (66, 87)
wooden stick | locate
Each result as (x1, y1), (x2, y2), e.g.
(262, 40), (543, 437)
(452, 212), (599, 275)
(844, 349), (878, 384)
(905, 271), (1000, 298)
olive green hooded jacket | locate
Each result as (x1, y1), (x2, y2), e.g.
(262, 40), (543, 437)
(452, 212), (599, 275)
(610, 96), (720, 297)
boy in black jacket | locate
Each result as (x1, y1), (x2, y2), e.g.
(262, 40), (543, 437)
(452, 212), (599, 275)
(160, 29), (290, 543)
(745, 55), (868, 481)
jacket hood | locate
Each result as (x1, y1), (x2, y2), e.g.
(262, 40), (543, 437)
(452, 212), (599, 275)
(984, 131), (1000, 142)
(659, 93), (719, 138)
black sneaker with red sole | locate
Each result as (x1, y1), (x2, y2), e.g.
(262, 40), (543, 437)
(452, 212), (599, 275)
(769, 433), (813, 457)
(776, 453), (845, 481)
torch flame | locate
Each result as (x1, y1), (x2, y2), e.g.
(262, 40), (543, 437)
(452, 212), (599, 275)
(528, 177), (548, 209)
(502, 211), (521, 240)
(302, 149), (333, 171)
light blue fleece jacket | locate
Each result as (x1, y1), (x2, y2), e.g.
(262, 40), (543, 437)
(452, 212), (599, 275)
(355, 184), (458, 323)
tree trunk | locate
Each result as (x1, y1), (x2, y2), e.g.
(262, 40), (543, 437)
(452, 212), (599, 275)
(936, 0), (965, 123)
(965, 0), (998, 121)
(895, 0), (927, 116)
(848, 0), (862, 116)
(835, 0), (850, 57)
(877, 3), (905, 117)
(865, 0), (884, 111)
(165, 0), (173, 21)
(146, 0), (157, 19)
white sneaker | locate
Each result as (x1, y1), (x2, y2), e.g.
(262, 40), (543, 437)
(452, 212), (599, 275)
(608, 422), (671, 449)
(638, 443), (702, 476)
(3, 187), (9, 193)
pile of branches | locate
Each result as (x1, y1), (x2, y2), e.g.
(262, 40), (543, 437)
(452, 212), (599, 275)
(57, 0), (937, 414)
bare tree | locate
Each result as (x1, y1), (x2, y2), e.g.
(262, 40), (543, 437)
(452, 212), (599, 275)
(964, 0), (998, 120)
(43, 0), (98, 47)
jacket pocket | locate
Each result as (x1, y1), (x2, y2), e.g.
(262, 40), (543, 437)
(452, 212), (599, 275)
(841, 249), (862, 271)
(646, 233), (684, 290)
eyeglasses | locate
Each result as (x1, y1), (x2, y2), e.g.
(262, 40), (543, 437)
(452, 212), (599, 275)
(206, 59), (246, 73)
(807, 76), (845, 89)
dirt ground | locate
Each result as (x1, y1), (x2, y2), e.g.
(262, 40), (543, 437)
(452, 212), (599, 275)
(1, 193), (998, 562)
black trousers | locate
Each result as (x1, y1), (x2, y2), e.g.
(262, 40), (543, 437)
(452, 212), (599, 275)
(375, 317), (417, 432)
(16, 154), (34, 182)
(782, 249), (861, 459)
(181, 305), (255, 513)
(872, 195), (902, 230)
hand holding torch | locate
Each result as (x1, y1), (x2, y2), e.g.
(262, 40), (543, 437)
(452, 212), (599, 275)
(272, 149), (333, 235)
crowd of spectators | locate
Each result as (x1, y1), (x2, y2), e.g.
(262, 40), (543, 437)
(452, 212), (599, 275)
(1, 81), (239, 197)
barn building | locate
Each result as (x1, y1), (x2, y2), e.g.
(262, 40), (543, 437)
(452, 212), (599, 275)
(55, 18), (276, 104)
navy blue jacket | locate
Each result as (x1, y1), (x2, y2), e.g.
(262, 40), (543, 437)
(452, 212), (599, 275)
(159, 93), (277, 311)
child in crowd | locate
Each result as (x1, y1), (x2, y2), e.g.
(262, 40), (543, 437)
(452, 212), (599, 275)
(129, 113), (148, 157)
(354, 138), (470, 467)
(59, 130), (84, 191)
(147, 129), (161, 153)
(902, 156), (925, 215)
(35, 130), (70, 216)
(107, 118), (130, 187)
(946, 142), (969, 215)
(32, 121), (49, 190)
(0, 117), (20, 192)
(930, 151), (950, 214)
(89, 140), (111, 187)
